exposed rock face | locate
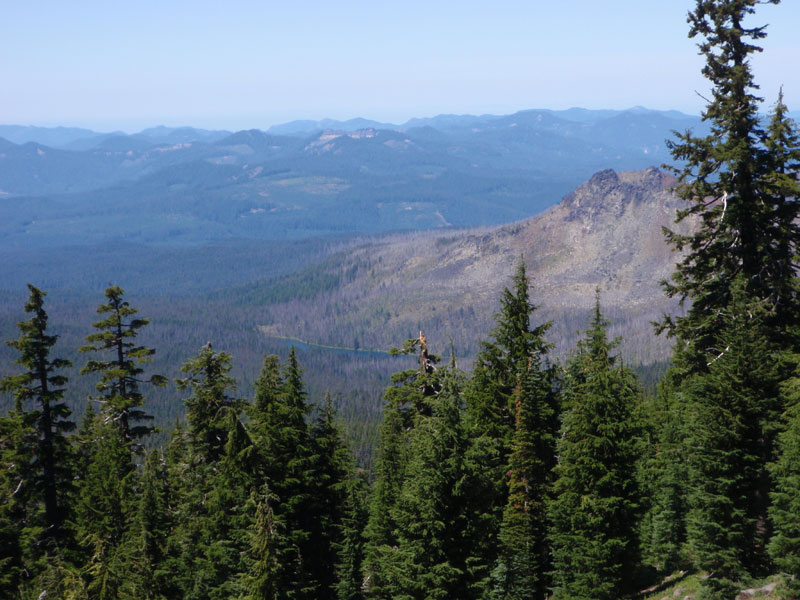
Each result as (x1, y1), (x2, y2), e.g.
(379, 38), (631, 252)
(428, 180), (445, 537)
(563, 167), (675, 220)
(260, 167), (697, 363)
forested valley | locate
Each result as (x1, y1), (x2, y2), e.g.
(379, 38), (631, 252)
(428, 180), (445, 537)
(4, 1), (800, 599)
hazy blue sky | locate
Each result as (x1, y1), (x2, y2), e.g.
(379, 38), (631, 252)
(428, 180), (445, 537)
(2, 0), (798, 132)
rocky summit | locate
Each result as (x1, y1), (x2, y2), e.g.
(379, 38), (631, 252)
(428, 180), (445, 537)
(258, 167), (697, 364)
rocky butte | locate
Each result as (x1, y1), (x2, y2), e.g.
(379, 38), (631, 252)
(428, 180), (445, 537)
(260, 167), (698, 365)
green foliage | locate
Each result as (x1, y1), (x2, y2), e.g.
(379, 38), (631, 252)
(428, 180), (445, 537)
(490, 349), (559, 600)
(640, 374), (690, 573)
(658, 2), (800, 595)
(380, 374), (478, 600)
(663, 0), (800, 356)
(549, 299), (642, 600)
(0, 284), (74, 548)
(769, 359), (800, 598)
(80, 285), (166, 445)
(462, 260), (557, 597)
(466, 260), (552, 442)
(177, 342), (242, 464)
(0, 407), (31, 596)
(308, 392), (352, 600)
(73, 415), (138, 600)
(335, 470), (369, 600)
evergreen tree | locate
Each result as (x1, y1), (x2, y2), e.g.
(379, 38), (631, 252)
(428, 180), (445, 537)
(119, 448), (174, 600)
(464, 260), (555, 590)
(659, 1), (800, 592)
(363, 333), (445, 598)
(1, 284), (74, 547)
(0, 406), (32, 596)
(335, 470), (369, 600)
(682, 283), (783, 597)
(245, 349), (321, 599)
(80, 285), (165, 446)
(362, 400), (407, 599)
(308, 392), (352, 600)
(641, 375), (690, 573)
(467, 260), (551, 443)
(663, 0), (800, 355)
(549, 299), (641, 600)
(490, 349), (559, 600)
(769, 353), (800, 598)
(188, 411), (254, 600)
(240, 484), (286, 600)
(73, 415), (137, 600)
(385, 371), (475, 600)
(177, 342), (242, 464)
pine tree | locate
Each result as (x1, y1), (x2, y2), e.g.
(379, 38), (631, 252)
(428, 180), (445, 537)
(549, 299), (641, 600)
(245, 349), (323, 599)
(659, 2), (800, 592)
(240, 484), (286, 600)
(641, 374), (690, 573)
(119, 448), (174, 600)
(362, 400), (407, 599)
(363, 334), (446, 598)
(682, 282), (783, 597)
(80, 285), (165, 446)
(1, 284), (74, 548)
(189, 411), (254, 600)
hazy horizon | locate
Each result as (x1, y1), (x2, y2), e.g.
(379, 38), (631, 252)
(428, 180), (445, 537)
(3, 1), (797, 132)
(1, 104), (706, 136)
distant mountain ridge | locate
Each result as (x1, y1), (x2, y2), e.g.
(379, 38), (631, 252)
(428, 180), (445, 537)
(0, 106), (711, 245)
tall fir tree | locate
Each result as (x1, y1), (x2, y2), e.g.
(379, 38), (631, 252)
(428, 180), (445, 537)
(73, 415), (138, 600)
(466, 260), (551, 443)
(80, 285), (165, 447)
(245, 349), (324, 599)
(0, 284), (74, 549)
(0, 405), (32, 596)
(490, 348), (559, 600)
(659, 2), (800, 593)
(640, 374), (690, 573)
(548, 298), (642, 600)
(119, 448), (174, 600)
(463, 260), (555, 589)
(663, 0), (800, 356)
(172, 343), (248, 600)
(363, 333), (446, 598)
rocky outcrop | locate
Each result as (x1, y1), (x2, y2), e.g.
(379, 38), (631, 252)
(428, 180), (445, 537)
(259, 167), (698, 363)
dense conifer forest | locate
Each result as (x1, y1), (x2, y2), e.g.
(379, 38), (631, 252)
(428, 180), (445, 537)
(3, 1), (800, 599)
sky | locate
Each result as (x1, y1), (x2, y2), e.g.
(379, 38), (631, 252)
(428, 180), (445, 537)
(2, 0), (798, 132)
